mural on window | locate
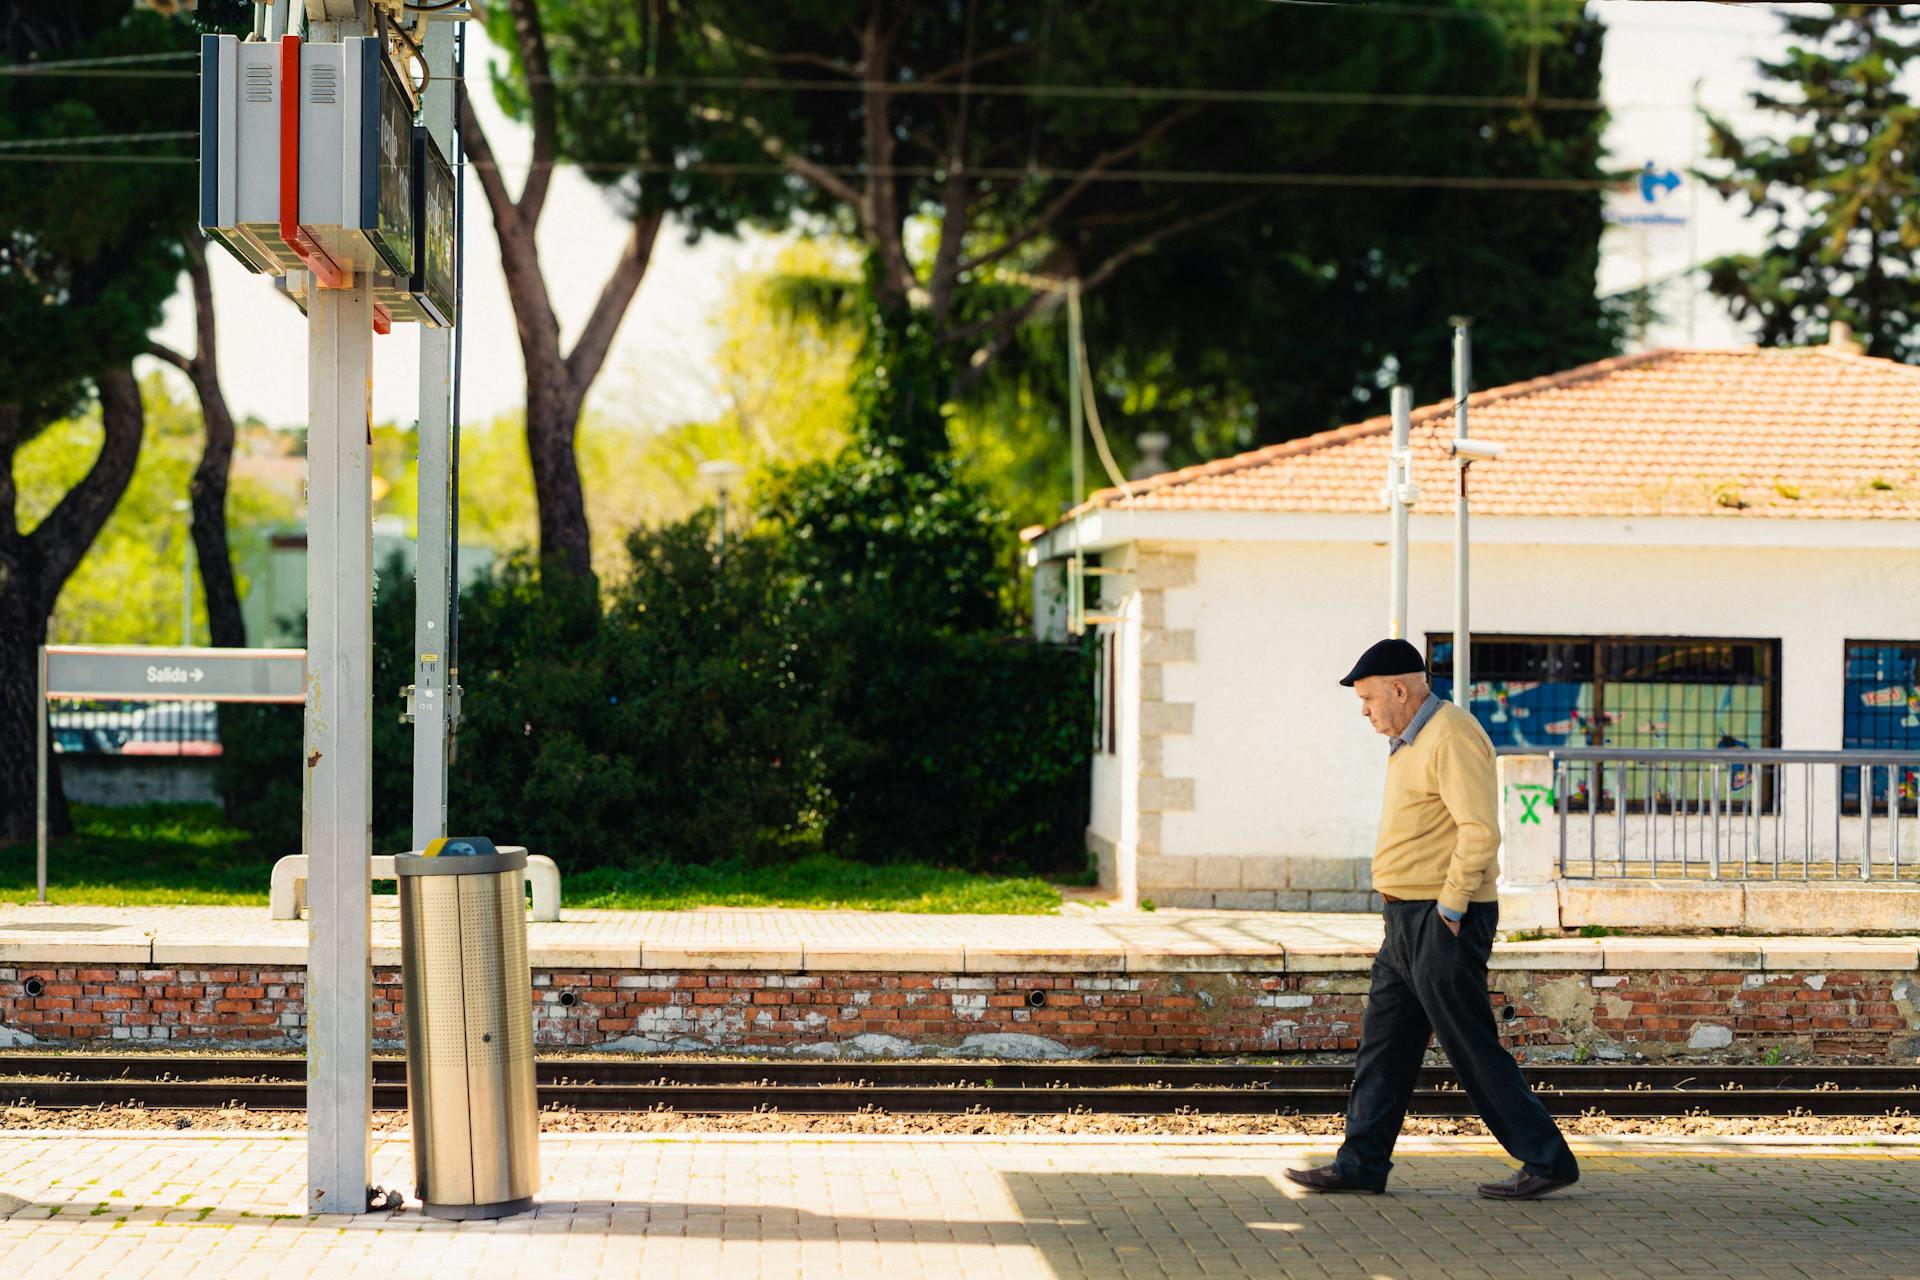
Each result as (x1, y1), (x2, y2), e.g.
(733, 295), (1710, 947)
(1842, 641), (1920, 815)
(1428, 635), (1780, 811)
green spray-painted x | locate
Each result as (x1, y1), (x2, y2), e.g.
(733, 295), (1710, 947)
(1507, 783), (1556, 826)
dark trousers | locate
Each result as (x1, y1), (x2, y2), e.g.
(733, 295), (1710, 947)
(1332, 900), (1578, 1190)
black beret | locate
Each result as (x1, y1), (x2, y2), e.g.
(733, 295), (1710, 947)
(1339, 638), (1427, 687)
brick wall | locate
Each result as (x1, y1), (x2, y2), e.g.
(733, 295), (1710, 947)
(1, 965), (1915, 1060)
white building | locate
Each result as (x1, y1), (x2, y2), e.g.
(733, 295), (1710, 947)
(1027, 342), (1920, 909)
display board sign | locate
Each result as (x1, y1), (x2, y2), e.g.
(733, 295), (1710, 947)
(368, 45), (416, 276)
(44, 646), (307, 703)
(378, 126), (455, 327)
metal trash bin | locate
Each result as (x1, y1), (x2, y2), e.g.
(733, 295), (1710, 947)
(396, 836), (540, 1220)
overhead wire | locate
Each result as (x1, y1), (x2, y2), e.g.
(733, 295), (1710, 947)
(0, 50), (194, 75)
(0, 64), (1881, 123)
(0, 130), (195, 149)
(0, 149), (1701, 194)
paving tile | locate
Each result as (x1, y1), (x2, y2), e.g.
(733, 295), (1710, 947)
(1487, 939), (1606, 972)
(963, 948), (1128, 975)
(151, 941), (308, 966)
(1599, 939), (1766, 970)
(528, 944), (643, 970)
(1121, 948), (1288, 974)
(638, 946), (805, 971)
(0, 939), (152, 964)
(4, 904), (1917, 989)
(1759, 938), (1920, 972)
(802, 946), (967, 972)
(1282, 947), (1374, 974)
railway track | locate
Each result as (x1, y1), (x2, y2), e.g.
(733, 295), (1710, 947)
(3, 1054), (1915, 1118)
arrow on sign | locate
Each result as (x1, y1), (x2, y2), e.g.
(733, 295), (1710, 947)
(191, 668), (205, 682)
(1639, 164), (1681, 203)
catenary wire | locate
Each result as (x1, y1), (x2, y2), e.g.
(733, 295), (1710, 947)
(0, 151), (1725, 195)
(0, 131), (196, 150)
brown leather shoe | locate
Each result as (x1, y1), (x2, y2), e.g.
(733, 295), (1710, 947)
(1477, 1169), (1577, 1200)
(1283, 1165), (1383, 1195)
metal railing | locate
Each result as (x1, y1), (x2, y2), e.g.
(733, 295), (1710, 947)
(49, 700), (223, 756)
(1551, 748), (1920, 882)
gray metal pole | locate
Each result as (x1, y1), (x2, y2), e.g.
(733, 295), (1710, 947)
(411, 17), (456, 851)
(1451, 319), (1472, 708)
(305, 272), (376, 1214)
(1388, 386), (1411, 641)
(35, 646), (47, 904)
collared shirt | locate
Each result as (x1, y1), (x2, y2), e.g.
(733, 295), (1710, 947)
(1388, 693), (1444, 757)
(1387, 693), (1465, 921)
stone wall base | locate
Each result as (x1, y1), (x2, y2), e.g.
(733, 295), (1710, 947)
(2, 964), (1914, 1062)
(1135, 854), (1378, 910)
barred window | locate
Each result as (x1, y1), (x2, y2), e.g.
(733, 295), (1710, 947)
(1426, 634), (1780, 754)
(1842, 641), (1920, 815)
(1426, 634), (1781, 815)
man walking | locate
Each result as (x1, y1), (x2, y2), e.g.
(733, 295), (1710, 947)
(1286, 639), (1579, 1200)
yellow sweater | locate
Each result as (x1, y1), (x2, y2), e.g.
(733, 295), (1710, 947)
(1371, 701), (1501, 914)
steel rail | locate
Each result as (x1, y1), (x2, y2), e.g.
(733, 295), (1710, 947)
(2, 1055), (1914, 1118)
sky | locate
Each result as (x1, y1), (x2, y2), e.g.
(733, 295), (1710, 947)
(147, 2), (1833, 432)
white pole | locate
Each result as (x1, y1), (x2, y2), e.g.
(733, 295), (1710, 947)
(1388, 386), (1411, 641)
(1067, 281), (1084, 635)
(35, 645), (47, 904)
(1451, 320), (1472, 708)
(412, 17), (456, 850)
(305, 273), (376, 1214)
(302, 4), (375, 1217)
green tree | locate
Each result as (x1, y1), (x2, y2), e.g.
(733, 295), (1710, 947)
(1055, 0), (1618, 461)
(673, 1), (1616, 495)
(149, 235), (249, 648)
(468, 0), (800, 588)
(1703, 4), (1920, 359)
(18, 376), (296, 646)
(0, 5), (206, 841)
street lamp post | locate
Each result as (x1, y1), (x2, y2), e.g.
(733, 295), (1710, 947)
(1381, 386), (1418, 641)
(697, 460), (747, 556)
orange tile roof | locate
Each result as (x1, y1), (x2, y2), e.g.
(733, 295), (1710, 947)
(1075, 346), (1920, 521)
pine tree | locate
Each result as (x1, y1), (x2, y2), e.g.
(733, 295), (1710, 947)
(1704, 4), (1920, 360)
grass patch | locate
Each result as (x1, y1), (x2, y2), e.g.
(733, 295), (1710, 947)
(565, 855), (1061, 914)
(1, 805), (1063, 914)
(0, 804), (273, 906)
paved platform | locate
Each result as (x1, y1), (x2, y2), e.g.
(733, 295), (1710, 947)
(1, 1131), (1916, 1279)
(4, 902), (1917, 973)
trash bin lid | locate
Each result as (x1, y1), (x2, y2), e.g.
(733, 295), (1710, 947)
(426, 835), (498, 858)
(394, 837), (527, 877)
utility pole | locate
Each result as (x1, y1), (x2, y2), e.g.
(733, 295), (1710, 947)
(1384, 386), (1415, 641)
(1451, 319), (1472, 710)
(411, 17), (457, 850)
(305, 0), (375, 1218)
(1445, 319), (1504, 712)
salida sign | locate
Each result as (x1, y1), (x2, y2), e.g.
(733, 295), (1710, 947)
(44, 645), (307, 703)
(1606, 161), (1688, 229)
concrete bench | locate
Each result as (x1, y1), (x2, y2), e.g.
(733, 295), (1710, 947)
(269, 848), (562, 922)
